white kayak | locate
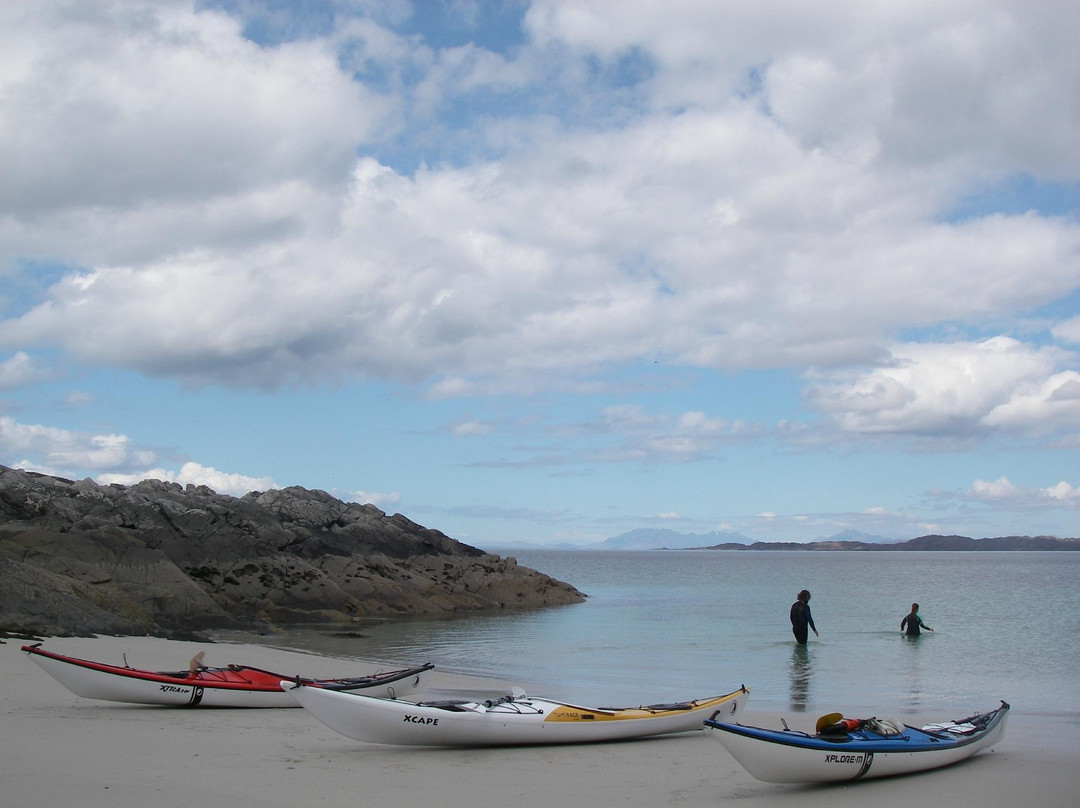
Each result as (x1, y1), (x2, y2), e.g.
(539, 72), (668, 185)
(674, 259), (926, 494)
(284, 681), (749, 746)
(705, 701), (1009, 783)
(22, 643), (432, 708)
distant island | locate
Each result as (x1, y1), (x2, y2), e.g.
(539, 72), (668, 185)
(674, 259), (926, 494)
(690, 534), (1080, 551)
(510, 527), (1080, 552)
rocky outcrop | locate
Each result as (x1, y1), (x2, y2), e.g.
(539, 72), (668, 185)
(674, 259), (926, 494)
(0, 466), (584, 637)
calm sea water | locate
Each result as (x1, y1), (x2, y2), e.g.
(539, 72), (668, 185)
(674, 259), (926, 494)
(233, 551), (1080, 717)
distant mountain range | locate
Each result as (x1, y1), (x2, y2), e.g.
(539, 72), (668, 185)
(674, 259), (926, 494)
(599, 528), (755, 550)
(485, 528), (1079, 552)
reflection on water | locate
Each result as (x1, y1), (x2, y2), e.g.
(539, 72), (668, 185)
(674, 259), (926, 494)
(788, 644), (811, 710)
(901, 632), (927, 708)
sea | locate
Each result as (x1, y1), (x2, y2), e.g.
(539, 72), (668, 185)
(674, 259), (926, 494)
(225, 550), (1080, 718)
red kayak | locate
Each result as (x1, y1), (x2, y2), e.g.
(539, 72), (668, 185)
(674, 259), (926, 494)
(22, 643), (433, 707)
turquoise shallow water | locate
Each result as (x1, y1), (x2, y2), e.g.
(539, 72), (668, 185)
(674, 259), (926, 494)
(233, 550), (1080, 717)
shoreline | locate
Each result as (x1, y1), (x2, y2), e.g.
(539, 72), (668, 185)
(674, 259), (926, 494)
(211, 627), (1080, 720)
(3, 635), (1078, 808)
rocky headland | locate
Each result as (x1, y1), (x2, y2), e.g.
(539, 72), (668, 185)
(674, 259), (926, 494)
(0, 465), (585, 637)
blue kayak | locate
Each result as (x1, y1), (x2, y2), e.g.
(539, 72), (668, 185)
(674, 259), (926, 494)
(705, 701), (1009, 783)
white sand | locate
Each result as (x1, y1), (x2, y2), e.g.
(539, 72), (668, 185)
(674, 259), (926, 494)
(2, 635), (1077, 808)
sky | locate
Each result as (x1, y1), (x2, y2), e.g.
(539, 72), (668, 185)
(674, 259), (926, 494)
(1, 0), (1079, 549)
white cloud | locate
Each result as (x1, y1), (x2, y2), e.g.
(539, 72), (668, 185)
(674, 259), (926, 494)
(0, 415), (157, 472)
(1046, 481), (1080, 503)
(583, 405), (753, 462)
(984, 371), (1080, 432)
(963, 476), (1080, 509)
(62, 390), (95, 408)
(1053, 315), (1080, 344)
(0, 416), (271, 496)
(0, 1), (390, 269)
(0, 352), (44, 390)
(969, 476), (1020, 501)
(527, 0), (1080, 177)
(0, 0), (1076, 407)
(0, 3), (387, 210)
(806, 336), (1080, 440)
(451, 418), (496, 437)
(1, 1), (1077, 550)
(98, 461), (275, 497)
(349, 489), (402, 510)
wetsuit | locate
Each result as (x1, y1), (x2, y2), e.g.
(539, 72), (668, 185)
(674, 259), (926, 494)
(790, 600), (817, 645)
(901, 613), (928, 636)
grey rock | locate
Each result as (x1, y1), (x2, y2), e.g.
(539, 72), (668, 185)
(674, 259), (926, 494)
(0, 465), (584, 637)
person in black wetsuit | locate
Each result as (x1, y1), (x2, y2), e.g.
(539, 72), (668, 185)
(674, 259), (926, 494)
(901, 603), (934, 636)
(789, 589), (818, 645)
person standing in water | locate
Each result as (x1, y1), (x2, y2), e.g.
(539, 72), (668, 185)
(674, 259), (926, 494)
(901, 603), (934, 636)
(790, 589), (818, 645)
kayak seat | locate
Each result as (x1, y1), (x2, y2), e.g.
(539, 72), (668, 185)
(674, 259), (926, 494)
(642, 702), (693, 712)
(863, 717), (904, 736)
(416, 700), (473, 712)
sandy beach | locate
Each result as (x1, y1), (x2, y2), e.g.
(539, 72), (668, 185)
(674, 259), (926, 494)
(2, 636), (1077, 808)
